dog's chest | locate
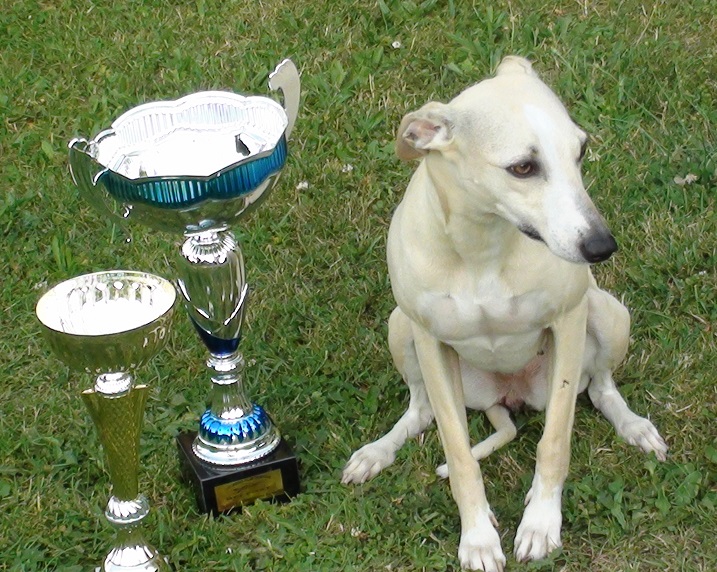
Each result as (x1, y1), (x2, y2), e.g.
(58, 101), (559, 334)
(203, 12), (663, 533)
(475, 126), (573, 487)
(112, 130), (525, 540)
(417, 271), (552, 336)
(414, 271), (555, 371)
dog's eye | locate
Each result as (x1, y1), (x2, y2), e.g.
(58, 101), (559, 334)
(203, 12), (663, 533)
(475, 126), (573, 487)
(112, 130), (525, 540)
(579, 140), (588, 162)
(508, 161), (538, 178)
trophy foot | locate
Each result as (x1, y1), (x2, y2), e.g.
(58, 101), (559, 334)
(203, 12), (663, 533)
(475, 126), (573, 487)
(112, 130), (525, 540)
(103, 544), (171, 572)
(193, 403), (281, 465)
(177, 357), (300, 514)
(103, 495), (172, 572)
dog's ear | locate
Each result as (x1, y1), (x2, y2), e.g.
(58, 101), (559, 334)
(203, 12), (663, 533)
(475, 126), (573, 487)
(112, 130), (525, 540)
(495, 55), (537, 77)
(396, 102), (455, 161)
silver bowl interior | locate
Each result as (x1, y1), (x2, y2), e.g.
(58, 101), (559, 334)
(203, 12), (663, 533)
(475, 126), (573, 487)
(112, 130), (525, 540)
(92, 92), (288, 180)
(36, 271), (176, 374)
(37, 271), (176, 336)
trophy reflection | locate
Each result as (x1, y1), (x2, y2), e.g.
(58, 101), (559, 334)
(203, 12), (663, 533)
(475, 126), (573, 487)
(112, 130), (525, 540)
(36, 270), (175, 571)
(66, 60), (301, 514)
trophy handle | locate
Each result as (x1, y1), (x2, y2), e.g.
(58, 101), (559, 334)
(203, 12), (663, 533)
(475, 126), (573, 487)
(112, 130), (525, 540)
(269, 59), (300, 141)
(68, 138), (122, 224)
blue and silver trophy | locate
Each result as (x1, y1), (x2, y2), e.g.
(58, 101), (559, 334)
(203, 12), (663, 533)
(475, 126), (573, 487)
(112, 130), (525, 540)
(67, 60), (301, 513)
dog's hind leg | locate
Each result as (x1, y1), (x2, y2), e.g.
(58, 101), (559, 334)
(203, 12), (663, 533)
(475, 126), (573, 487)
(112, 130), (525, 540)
(342, 308), (434, 484)
(436, 405), (517, 478)
(585, 287), (668, 460)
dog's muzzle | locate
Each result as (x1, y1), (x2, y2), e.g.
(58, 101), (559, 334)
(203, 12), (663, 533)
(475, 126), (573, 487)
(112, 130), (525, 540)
(579, 231), (618, 263)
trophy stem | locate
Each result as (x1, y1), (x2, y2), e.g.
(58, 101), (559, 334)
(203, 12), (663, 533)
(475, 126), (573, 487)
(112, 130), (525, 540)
(176, 229), (281, 466)
(82, 382), (147, 500)
(82, 384), (170, 571)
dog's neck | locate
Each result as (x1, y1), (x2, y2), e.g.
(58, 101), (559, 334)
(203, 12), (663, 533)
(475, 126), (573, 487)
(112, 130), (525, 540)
(420, 160), (522, 266)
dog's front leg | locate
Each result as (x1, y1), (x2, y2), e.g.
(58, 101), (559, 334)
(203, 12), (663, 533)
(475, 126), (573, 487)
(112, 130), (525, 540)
(412, 323), (506, 572)
(514, 298), (588, 562)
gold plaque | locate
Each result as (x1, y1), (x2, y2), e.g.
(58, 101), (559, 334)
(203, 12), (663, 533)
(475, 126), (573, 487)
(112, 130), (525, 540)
(215, 469), (285, 512)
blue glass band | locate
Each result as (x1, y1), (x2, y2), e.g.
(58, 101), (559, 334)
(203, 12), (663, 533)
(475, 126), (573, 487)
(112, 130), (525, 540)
(198, 404), (271, 445)
(100, 136), (287, 208)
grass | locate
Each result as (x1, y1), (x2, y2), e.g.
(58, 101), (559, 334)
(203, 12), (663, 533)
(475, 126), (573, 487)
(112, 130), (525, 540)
(1, 0), (715, 570)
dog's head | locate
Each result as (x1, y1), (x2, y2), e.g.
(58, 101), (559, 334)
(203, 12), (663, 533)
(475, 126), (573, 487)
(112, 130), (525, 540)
(396, 56), (616, 265)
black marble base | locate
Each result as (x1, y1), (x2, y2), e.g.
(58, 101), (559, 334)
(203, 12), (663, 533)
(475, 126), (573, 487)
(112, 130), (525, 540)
(176, 432), (300, 515)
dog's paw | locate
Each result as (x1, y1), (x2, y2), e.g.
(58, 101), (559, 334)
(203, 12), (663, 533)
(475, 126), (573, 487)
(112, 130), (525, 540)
(619, 416), (668, 461)
(514, 482), (562, 562)
(458, 513), (506, 572)
(436, 462), (449, 479)
(341, 443), (395, 484)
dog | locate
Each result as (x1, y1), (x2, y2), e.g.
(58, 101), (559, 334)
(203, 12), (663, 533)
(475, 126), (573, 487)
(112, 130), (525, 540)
(342, 56), (668, 571)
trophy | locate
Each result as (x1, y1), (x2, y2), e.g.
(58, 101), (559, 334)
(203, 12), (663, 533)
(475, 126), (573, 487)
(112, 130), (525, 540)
(35, 270), (176, 571)
(66, 60), (301, 514)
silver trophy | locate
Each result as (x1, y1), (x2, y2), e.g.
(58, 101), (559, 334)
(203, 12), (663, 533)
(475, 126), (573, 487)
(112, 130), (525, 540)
(67, 60), (301, 513)
(36, 270), (176, 571)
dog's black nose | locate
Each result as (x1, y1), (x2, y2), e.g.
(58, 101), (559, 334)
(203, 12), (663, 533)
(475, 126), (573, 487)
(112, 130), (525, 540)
(579, 232), (618, 263)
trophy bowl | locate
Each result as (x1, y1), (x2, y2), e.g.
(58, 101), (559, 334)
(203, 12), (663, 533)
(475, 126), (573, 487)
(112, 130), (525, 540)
(36, 270), (176, 378)
(68, 60), (299, 234)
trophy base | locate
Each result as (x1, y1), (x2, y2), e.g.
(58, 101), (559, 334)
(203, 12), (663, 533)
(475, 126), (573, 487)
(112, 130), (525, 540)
(176, 432), (300, 515)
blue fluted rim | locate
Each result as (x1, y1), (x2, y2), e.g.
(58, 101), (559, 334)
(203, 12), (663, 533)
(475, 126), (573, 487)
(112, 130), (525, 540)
(98, 136), (287, 209)
(199, 404), (271, 445)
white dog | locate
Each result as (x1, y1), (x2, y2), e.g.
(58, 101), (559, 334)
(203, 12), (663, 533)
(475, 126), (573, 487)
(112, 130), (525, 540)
(342, 56), (667, 571)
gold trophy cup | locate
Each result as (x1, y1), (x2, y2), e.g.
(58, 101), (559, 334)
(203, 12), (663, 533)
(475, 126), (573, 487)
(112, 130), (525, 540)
(36, 270), (176, 571)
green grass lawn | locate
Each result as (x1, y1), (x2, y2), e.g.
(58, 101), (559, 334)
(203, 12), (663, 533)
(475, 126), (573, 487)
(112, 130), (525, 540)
(1, 0), (715, 570)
